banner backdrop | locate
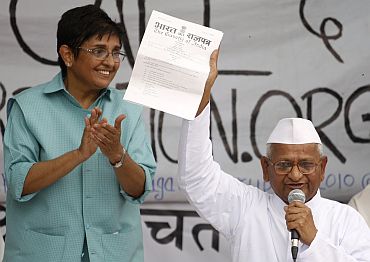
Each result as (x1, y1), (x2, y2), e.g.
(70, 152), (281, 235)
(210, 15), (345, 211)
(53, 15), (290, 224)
(0, 0), (370, 260)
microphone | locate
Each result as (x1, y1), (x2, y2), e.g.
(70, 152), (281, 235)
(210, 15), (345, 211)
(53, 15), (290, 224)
(287, 189), (306, 262)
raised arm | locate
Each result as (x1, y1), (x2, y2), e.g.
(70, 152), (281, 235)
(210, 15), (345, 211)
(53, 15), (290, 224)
(177, 49), (256, 238)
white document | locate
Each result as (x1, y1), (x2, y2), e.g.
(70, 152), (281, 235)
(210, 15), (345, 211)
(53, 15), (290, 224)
(123, 10), (223, 120)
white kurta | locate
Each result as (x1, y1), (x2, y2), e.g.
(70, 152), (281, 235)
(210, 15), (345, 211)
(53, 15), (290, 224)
(349, 184), (370, 228)
(177, 104), (370, 262)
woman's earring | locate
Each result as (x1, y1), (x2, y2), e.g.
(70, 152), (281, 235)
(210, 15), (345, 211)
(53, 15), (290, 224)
(66, 62), (72, 67)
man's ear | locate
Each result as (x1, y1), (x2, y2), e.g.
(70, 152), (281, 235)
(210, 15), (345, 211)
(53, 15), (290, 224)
(261, 156), (270, 182)
(319, 155), (328, 182)
(59, 44), (74, 66)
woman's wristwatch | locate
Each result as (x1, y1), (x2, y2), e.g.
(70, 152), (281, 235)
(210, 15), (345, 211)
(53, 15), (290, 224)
(110, 147), (127, 168)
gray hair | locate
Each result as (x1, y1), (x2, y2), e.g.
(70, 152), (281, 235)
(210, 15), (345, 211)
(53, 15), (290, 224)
(266, 143), (323, 159)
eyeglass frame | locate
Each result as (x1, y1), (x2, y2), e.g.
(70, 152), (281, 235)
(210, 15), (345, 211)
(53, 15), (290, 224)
(77, 46), (126, 62)
(266, 158), (322, 175)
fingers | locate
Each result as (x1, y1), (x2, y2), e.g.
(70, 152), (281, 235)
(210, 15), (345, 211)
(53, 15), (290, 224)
(89, 107), (102, 126)
(79, 116), (98, 161)
(285, 212), (304, 225)
(285, 201), (305, 212)
(205, 49), (219, 90)
(92, 125), (114, 145)
(91, 123), (121, 160)
(284, 203), (312, 229)
(94, 114), (125, 136)
(210, 49), (219, 69)
(91, 115), (125, 148)
(84, 116), (91, 129)
(114, 114), (126, 130)
(196, 48), (220, 117)
(286, 219), (306, 232)
(92, 135), (110, 149)
(285, 202), (308, 217)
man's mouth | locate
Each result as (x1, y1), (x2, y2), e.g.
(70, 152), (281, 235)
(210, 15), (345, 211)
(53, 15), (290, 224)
(287, 184), (304, 189)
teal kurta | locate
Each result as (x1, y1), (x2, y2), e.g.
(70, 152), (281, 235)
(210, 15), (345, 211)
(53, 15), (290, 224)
(3, 73), (156, 262)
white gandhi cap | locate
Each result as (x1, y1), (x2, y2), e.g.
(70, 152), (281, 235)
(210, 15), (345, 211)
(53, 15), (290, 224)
(267, 118), (322, 144)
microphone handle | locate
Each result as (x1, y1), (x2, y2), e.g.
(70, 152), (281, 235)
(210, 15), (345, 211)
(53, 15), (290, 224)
(291, 229), (299, 240)
(291, 229), (299, 261)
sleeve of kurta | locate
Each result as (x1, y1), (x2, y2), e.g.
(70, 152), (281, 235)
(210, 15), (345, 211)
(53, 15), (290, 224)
(177, 103), (257, 239)
(120, 113), (156, 204)
(300, 207), (370, 262)
(4, 100), (39, 202)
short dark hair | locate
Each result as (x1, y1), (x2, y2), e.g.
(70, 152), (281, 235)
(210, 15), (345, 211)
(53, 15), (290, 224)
(57, 4), (123, 77)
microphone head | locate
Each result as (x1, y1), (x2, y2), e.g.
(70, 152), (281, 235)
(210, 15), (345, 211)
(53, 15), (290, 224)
(288, 189), (306, 203)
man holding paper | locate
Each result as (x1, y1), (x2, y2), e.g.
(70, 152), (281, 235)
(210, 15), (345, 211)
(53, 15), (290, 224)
(177, 49), (370, 261)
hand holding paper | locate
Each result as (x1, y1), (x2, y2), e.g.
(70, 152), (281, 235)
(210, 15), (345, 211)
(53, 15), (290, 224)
(195, 49), (219, 117)
(123, 10), (223, 120)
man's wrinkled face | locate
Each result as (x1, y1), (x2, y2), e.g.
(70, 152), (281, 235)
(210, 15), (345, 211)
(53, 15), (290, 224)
(261, 143), (327, 203)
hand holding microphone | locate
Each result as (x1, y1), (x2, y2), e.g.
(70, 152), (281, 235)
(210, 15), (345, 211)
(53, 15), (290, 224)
(285, 189), (318, 261)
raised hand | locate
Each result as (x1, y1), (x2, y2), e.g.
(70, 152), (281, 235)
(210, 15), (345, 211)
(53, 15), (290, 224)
(196, 49), (219, 117)
(77, 107), (101, 161)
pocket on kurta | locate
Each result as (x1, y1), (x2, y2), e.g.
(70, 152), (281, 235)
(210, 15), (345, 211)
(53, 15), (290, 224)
(21, 229), (66, 262)
(102, 230), (143, 262)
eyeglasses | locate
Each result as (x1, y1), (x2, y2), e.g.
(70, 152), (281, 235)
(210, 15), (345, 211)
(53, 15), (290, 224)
(78, 47), (126, 62)
(267, 159), (321, 175)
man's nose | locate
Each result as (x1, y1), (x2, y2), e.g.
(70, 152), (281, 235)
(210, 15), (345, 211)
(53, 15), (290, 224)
(288, 164), (303, 181)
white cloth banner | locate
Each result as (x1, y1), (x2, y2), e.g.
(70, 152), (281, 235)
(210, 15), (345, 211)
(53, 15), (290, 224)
(141, 203), (230, 261)
(1, 0), (370, 260)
